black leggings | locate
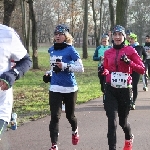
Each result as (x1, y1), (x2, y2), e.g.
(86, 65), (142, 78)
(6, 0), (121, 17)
(131, 71), (140, 103)
(49, 91), (77, 144)
(98, 72), (105, 93)
(143, 59), (150, 87)
(145, 59), (150, 77)
(104, 84), (132, 150)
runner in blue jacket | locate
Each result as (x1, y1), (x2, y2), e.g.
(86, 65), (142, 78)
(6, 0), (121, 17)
(43, 24), (84, 150)
(93, 35), (111, 103)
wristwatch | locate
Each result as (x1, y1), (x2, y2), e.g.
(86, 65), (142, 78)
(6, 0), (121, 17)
(67, 63), (71, 68)
(66, 63), (71, 71)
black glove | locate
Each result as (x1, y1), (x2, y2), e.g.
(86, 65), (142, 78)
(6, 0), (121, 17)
(43, 74), (51, 83)
(98, 65), (104, 74)
(53, 58), (62, 74)
(0, 70), (17, 88)
(120, 54), (130, 64)
(53, 65), (61, 73)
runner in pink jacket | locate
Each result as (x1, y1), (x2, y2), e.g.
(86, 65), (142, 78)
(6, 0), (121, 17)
(103, 44), (145, 84)
(101, 25), (145, 150)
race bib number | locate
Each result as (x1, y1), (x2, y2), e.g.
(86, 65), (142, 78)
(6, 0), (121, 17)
(111, 72), (129, 88)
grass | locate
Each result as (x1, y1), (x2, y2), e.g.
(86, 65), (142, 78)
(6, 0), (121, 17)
(12, 47), (102, 125)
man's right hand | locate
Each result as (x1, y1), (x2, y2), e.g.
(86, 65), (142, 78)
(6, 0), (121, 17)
(0, 80), (9, 90)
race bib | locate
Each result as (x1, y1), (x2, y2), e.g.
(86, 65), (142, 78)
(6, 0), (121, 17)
(111, 72), (129, 88)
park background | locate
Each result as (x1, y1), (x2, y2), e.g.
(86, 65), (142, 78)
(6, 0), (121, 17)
(0, 0), (149, 126)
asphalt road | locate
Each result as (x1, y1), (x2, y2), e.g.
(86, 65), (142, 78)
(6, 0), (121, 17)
(0, 82), (149, 150)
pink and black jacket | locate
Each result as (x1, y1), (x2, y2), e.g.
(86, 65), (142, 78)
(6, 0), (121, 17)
(103, 46), (145, 84)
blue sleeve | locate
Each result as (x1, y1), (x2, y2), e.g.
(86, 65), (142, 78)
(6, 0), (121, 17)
(15, 53), (32, 78)
(70, 46), (80, 61)
(93, 46), (101, 61)
(48, 46), (53, 53)
(0, 53), (32, 88)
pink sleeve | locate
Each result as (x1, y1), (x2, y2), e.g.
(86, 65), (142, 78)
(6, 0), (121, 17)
(102, 55), (109, 75)
(129, 53), (145, 74)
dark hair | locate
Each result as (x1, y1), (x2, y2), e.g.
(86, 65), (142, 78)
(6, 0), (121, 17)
(146, 35), (150, 38)
(125, 29), (132, 35)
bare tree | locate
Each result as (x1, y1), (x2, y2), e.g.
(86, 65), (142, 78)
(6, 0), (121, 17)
(116, 0), (129, 28)
(20, 0), (28, 50)
(128, 0), (150, 44)
(108, 0), (115, 30)
(3, 0), (17, 26)
(27, 0), (38, 69)
(99, 0), (103, 40)
(82, 0), (88, 58)
(91, 0), (104, 47)
(91, 0), (99, 47)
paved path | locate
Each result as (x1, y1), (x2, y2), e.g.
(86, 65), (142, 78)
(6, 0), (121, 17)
(0, 82), (150, 150)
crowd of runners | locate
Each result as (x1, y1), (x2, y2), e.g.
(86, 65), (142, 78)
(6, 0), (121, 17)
(0, 22), (149, 150)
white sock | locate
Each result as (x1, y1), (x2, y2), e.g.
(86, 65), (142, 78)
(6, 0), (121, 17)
(72, 127), (78, 134)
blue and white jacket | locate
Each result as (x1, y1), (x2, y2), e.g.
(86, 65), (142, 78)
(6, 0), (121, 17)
(48, 44), (84, 93)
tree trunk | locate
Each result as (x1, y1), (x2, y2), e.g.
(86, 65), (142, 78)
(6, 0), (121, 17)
(20, 0), (27, 50)
(82, 0), (88, 59)
(116, 0), (129, 28)
(91, 0), (98, 47)
(3, 0), (17, 26)
(71, 0), (74, 37)
(28, 0), (39, 69)
(98, 0), (103, 46)
(108, 0), (115, 30)
(26, 19), (31, 53)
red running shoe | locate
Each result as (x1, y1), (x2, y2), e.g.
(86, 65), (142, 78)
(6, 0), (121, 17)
(72, 132), (79, 145)
(123, 135), (134, 150)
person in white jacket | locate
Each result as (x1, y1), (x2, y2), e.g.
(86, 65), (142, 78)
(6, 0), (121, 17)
(0, 24), (32, 139)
